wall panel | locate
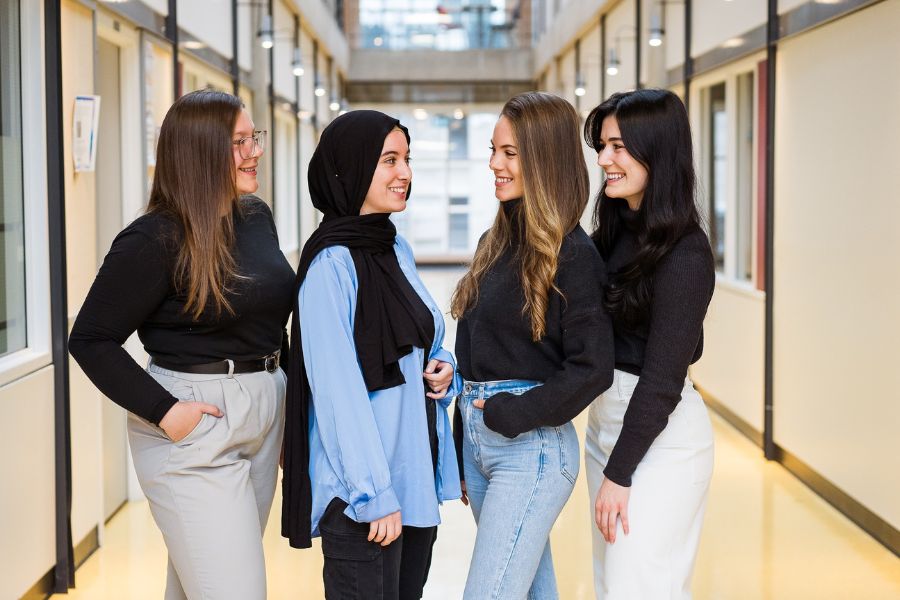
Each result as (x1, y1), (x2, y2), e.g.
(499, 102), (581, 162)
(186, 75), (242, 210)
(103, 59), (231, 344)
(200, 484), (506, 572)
(773, 0), (900, 530)
(0, 368), (56, 599)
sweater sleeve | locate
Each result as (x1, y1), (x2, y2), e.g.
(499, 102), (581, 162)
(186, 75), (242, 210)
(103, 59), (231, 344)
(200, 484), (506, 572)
(68, 221), (179, 425)
(602, 234), (715, 486)
(482, 240), (616, 437)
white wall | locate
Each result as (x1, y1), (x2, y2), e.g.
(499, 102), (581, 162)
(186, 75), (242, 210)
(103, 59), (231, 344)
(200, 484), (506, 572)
(0, 367), (57, 599)
(663, 1), (685, 72)
(604, 0), (637, 95)
(779, 0), (810, 14)
(691, 0), (766, 58)
(273, 0), (298, 101)
(772, 0), (900, 530)
(178, 0), (233, 60)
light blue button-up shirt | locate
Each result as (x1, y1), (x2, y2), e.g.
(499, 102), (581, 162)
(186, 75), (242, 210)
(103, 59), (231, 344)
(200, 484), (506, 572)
(300, 235), (462, 535)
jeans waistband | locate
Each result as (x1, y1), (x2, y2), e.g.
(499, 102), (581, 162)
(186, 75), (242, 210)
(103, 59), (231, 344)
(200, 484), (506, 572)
(462, 379), (542, 399)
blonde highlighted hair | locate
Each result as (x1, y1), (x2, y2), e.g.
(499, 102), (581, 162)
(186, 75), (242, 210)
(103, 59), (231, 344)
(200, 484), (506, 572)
(451, 92), (589, 340)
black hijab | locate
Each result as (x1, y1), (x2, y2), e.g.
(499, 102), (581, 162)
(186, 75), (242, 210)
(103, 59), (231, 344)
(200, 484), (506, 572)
(282, 110), (434, 549)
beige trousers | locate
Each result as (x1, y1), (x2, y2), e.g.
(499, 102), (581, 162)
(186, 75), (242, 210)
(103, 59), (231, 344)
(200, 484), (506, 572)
(128, 363), (286, 600)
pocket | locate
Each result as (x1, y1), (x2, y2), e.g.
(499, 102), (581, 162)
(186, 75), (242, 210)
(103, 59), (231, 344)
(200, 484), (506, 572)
(175, 412), (208, 445)
(319, 498), (382, 561)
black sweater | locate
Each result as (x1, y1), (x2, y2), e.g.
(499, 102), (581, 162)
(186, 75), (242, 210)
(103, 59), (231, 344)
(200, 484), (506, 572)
(600, 207), (715, 486)
(68, 197), (295, 425)
(454, 200), (615, 454)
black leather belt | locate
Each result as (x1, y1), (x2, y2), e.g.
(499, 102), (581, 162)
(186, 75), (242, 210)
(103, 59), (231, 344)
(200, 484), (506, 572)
(152, 351), (280, 375)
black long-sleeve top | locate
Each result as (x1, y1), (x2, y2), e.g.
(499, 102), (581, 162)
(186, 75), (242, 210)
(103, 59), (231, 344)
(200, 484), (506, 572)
(600, 207), (715, 486)
(68, 197), (295, 426)
(454, 200), (615, 457)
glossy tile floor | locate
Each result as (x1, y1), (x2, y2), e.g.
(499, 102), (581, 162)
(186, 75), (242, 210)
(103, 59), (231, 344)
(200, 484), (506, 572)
(55, 268), (900, 599)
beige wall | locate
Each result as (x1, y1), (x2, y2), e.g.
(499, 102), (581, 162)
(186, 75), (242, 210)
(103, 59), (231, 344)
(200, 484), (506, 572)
(773, 0), (900, 529)
(178, 0), (233, 60)
(273, 0), (298, 101)
(692, 0), (765, 58)
(0, 367), (56, 599)
(604, 0), (637, 95)
(692, 283), (765, 431)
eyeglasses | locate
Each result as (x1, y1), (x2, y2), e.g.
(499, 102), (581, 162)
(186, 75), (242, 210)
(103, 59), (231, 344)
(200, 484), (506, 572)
(233, 130), (267, 159)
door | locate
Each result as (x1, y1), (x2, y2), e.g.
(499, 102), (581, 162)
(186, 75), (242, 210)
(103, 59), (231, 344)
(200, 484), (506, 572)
(96, 36), (129, 521)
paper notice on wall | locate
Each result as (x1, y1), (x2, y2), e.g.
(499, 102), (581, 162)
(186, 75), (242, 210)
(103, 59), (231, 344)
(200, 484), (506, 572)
(73, 95), (101, 172)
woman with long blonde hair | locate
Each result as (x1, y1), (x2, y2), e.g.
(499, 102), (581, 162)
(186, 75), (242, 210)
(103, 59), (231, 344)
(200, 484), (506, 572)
(451, 91), (615, 598)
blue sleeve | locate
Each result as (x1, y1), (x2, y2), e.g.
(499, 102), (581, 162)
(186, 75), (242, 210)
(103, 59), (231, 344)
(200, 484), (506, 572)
(300, 249), (401, 522)
(430, 346), (462, 408)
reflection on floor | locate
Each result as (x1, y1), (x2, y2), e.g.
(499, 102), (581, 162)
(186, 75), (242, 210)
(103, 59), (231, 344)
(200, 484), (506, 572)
(54, 268), (900, 599)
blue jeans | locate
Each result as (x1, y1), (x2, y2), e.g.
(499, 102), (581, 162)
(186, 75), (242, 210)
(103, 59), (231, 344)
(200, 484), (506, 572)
(459, 380), (579, 600)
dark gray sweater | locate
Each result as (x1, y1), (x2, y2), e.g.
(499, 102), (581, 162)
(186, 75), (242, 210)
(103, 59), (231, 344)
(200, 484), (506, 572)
(69, 198), (294, 425)
(600, 209), (715, 486)
(454, 200), (616, 461)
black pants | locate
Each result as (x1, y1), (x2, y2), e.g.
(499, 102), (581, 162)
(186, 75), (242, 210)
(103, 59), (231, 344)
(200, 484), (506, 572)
(320, 498), (438, 600)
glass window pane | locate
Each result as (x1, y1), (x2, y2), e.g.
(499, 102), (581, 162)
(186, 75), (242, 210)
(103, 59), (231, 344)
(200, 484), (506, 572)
(0, 0), (27, 356)
(736, 72), (755, 282)
(708, 83), (727, 272)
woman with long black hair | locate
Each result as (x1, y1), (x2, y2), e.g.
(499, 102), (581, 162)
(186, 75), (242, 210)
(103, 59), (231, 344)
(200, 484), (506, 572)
(281, 110), (460, 600)
(583, 89), (716, 599)
(69, 90), (292, 599)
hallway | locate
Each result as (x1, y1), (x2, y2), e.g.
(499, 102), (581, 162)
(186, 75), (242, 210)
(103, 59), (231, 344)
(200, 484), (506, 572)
(54, 268), (900, 600)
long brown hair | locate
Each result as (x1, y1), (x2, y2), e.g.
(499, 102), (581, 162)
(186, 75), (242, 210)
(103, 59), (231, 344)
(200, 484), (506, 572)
(147, 89), (244, 319)
(451, 92), (589, 340)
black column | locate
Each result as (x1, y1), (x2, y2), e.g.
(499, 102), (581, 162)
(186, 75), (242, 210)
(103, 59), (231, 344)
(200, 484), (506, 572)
(232, 0), (240, 95)
(45, 0), (74, 592)
(683, 0), (692, 113)
(166, 0), (179, 100)
(635, 0), (642, 89)
(763, 0), (778, 460)
(267, 0), (275, 214)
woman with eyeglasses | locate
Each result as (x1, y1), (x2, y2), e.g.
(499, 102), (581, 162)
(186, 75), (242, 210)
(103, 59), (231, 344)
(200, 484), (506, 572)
(69, 90), (293, 600)
(281, 110), (461, 599)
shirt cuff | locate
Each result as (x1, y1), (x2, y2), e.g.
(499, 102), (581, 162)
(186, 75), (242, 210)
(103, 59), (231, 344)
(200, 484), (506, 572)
(351, 486), (401, 523)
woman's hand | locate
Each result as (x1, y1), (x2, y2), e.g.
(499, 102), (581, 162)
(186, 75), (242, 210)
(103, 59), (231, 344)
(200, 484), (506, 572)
(460, 480), (469, 506)
(473, 399), (485, 409)
(159, 401), (223, 442)
(595, 477), (631, 544)
(368, 511), (402, 546)
(423, 359), (454, 400)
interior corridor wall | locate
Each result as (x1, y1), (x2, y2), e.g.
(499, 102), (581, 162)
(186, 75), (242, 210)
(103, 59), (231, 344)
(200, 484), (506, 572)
(772, 0), (900, 530)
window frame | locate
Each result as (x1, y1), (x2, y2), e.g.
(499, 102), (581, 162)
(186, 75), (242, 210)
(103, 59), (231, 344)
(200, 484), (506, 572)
(692, 54), (763, 289)
(0, 0), (52, 386)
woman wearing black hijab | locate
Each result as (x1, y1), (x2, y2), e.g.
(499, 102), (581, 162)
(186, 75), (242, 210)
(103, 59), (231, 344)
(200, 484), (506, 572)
(281, 111), (462, 599)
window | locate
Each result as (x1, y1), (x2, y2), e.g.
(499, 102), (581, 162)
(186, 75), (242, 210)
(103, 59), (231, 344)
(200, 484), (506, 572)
(700, 70), (757, 283)
(708, 83), (727, 271)
(449, 118), (467, 160)
(0, 0), (27, 356)
(448, 197), (469, 253)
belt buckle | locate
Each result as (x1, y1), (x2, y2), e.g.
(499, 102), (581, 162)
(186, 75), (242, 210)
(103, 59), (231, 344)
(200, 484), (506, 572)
(264, 354), (278, 373)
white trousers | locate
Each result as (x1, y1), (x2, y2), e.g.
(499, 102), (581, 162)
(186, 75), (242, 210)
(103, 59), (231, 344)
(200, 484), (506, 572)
(128, 363), (286, 600)
(585, 369), (714, 600)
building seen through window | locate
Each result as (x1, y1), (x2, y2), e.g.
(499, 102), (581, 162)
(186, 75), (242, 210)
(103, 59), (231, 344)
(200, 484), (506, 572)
(379, 105), (500, 258)
(0, 0), (27, 357)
